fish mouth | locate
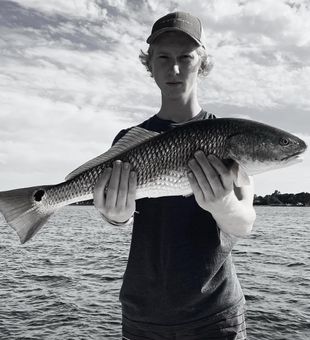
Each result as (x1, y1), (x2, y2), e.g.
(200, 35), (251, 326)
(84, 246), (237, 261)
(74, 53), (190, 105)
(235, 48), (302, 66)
(281, 151), (305, 161)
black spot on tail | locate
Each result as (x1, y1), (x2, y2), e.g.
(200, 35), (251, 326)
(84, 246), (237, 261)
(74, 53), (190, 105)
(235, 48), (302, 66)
(34, 190), (45, 202)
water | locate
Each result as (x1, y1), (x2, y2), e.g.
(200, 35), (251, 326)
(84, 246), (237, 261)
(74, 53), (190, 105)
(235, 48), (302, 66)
(0, 206), (309, 339)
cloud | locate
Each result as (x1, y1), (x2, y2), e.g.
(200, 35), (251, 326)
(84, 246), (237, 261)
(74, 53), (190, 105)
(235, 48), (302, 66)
(12, 0), (107, 20)
(194, 0), (310, 111)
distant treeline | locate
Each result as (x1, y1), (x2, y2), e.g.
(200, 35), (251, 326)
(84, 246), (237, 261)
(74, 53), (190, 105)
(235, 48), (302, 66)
(254, 191), (310, 206)
(72, 191), (310, 207)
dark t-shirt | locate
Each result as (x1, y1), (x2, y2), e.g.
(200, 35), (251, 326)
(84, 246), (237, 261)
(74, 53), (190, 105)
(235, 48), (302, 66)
(113, 111), (245, 331)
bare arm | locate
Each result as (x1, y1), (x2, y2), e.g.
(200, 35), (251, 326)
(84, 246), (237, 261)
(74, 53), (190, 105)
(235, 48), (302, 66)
(212, 178), (256, 237)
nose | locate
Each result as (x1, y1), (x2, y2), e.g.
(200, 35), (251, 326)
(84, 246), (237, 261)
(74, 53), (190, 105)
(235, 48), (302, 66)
(167, 58), (180, 76)
(172, 63), (180, 75)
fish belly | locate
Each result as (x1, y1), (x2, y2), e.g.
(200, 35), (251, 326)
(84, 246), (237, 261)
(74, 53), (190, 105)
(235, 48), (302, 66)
(135, 170), (192, 199)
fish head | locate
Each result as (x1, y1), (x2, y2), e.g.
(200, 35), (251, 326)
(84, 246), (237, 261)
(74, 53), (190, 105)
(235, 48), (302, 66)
(226, 121), (307, 175)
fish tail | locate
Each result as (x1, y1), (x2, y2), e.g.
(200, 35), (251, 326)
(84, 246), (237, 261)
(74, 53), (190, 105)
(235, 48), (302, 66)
(0, 185), (55, 244)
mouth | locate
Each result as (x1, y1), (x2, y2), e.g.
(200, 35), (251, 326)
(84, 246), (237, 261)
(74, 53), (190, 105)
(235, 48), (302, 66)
(166, 81), (183, 86)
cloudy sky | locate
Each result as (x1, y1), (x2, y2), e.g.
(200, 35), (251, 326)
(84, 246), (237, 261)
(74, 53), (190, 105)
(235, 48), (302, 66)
(0, 0), (309, 195)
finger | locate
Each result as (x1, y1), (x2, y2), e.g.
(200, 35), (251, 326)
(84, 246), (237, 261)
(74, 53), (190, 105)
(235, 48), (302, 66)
(106, 160), (122, 207)
(116, 162), (131, 207)
(93, 167), (112, 211)
(188, 158), (213, 199)
(193, 151), (222, 194)
(207, 155), (234, 190)
(187, 170), (204, 203)
(126, 171), (137, 208)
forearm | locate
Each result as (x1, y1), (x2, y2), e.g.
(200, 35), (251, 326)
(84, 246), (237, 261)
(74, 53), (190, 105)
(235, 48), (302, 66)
(211, 200), (256, 237)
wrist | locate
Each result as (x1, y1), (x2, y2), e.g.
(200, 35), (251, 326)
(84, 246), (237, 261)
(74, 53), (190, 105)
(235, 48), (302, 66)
(209, 197), (255, 237)
(100, 212), (133, 226)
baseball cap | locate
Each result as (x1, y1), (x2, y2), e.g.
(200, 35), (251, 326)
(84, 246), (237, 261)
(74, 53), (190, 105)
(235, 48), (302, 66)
(146, 12), (206, 48)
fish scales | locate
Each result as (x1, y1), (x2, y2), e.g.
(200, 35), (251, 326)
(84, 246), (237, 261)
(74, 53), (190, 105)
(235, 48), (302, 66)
(44, 120), (228, 207)
(35, 119), (270, 206)
(121, 121), (229, 197)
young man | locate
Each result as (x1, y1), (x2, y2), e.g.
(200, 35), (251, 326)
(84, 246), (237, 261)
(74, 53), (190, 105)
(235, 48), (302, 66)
(94, 12), (256, 340)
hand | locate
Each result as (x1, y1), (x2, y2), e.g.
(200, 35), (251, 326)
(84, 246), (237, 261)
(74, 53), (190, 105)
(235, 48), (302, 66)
(93, 160), (137, 224)
(188, 151), (236, 213)
(187, 151), (255, 236)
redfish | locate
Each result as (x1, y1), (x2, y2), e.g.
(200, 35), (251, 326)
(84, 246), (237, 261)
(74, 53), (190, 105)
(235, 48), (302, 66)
(0, 118), (307, 244)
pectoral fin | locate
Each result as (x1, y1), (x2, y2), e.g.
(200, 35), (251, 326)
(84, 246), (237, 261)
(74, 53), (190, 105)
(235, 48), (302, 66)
(232, 163), (250, 187)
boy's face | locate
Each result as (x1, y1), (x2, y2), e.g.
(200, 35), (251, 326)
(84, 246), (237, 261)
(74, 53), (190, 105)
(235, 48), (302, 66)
(150, 31), (201, 100)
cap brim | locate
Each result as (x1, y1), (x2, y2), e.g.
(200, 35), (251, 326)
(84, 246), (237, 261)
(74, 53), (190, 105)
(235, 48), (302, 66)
(146, 27), (203, 46)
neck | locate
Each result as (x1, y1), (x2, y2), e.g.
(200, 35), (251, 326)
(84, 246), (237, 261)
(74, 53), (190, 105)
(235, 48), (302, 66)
(157, 93), (202, 123)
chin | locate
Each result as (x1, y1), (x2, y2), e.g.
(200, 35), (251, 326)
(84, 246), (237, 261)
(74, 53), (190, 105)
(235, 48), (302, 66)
(163, 89), (187, 99)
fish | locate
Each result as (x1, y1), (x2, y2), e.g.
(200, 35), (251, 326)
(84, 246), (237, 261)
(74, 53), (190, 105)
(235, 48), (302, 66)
(0, 118), (307, 244)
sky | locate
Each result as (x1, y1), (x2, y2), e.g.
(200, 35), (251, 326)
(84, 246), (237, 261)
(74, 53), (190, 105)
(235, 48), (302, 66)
(0, 0), (309, 196)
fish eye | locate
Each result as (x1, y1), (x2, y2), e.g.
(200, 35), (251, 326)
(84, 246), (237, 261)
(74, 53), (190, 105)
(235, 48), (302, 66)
(279, 137), (290, 146)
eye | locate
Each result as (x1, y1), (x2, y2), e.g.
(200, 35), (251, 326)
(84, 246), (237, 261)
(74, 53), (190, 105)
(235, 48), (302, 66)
(279, 137), (290, 146)
(181, 55), (192, 60)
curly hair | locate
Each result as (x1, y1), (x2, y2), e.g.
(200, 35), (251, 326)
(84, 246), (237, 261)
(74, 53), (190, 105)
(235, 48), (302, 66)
(139, 45), (213, 77)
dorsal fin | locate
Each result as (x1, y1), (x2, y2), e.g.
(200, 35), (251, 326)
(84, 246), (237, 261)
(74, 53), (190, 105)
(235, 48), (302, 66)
(65, 127), (159, 181)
